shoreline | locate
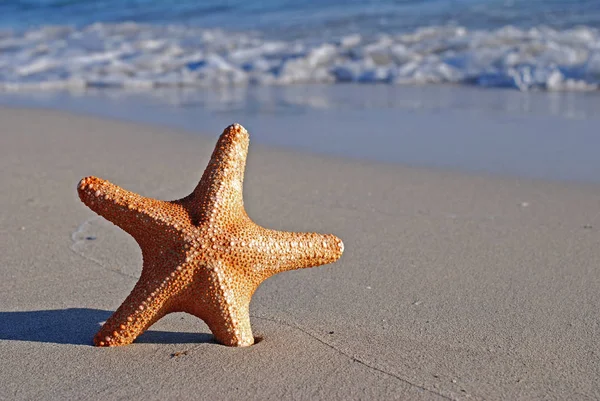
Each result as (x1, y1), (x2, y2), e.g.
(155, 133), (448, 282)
(2, 101), (600, 191)
(2, 85), (600, 185)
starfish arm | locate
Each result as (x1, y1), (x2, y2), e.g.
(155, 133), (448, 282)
(236, 226), (344, 279)
(269, 231), (344, 275)
(94, 278), (169, 346)
(177, 261), (255, 347)
(78, 176), (190, 244)
(207, 261), (255, 346)
(200, 298), (254, 347)
(94, 251), (194, 347)
(183, 124), (249, 223)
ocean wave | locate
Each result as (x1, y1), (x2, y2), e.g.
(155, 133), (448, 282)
(1, 23), (599, 92)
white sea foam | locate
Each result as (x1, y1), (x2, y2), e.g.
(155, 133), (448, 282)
(0, 23), (599, 92)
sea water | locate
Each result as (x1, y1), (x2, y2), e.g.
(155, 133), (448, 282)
(2, 0), (600, 182)
(0, 0), (599, 91)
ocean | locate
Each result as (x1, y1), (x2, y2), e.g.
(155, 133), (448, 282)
(1, 0), (599, 183)
(1, 0), (599, 91)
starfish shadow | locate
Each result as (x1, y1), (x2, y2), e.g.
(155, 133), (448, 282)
(0, 308), (215, 346)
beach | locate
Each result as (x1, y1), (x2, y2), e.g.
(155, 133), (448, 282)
(1, 106), (599, 400)
(2, 0), (600, 398)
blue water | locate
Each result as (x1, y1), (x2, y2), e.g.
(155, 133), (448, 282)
(3, 1), (599, 183)
(0, 0), (599, 91)
(1, 0), (600, 39)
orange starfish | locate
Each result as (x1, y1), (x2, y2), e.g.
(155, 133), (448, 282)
(77, 124), (344, 347)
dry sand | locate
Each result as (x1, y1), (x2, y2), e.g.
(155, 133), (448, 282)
(1, 107), (599, 400)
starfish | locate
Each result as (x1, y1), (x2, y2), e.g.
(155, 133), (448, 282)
(77, 123), (344, 347)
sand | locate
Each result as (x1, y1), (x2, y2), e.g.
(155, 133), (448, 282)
(1, 107), (599, 400)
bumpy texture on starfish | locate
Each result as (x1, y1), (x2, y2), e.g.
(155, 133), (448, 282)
(77, 124), (344, 347)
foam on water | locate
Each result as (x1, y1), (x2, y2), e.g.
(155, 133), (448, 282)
(1, 23), (599, 92)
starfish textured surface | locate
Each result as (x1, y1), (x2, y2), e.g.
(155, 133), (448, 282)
(77, 124), (344, 347)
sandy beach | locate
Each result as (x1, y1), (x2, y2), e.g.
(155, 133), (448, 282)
(1, 107), (599, 400)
